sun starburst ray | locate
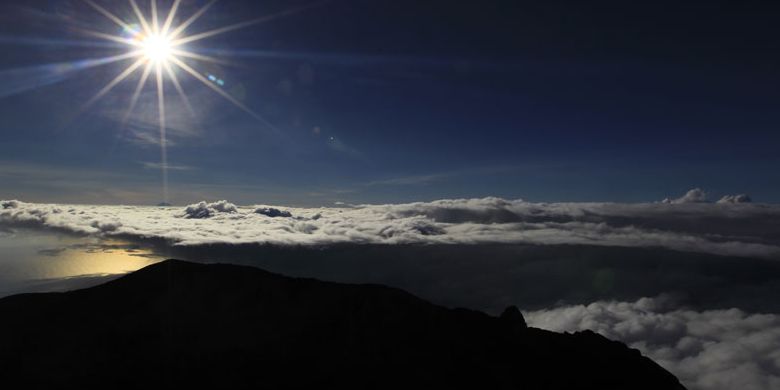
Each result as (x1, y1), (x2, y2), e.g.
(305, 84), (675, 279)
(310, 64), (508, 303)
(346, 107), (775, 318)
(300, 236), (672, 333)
(161, 0), (182, 36)
(163, 61), (196, 117)
(0, 35), (126, 50)
(0, 51), (143, 99)
(167, 0), (219, 41)
(74, 0), (322, 202)
(170, 48), (233, 66)
(151, 0), (159, 34)
(123, 61), (154, 124)
(84, 0), (135, 32)
(169, 56), (266, 123)
(78, 29), (142, 47)
(72, 50), (145, 70)
(155, 62), (169, 203)
(129, 0), (153, 36)
(82, 56), (145, 111)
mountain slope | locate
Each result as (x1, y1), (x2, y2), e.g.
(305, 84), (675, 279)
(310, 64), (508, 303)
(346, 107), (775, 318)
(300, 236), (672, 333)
(0, 260), (685, 389)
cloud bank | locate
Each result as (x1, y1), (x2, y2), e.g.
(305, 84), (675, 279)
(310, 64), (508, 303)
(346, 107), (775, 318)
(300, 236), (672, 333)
(1, 196), (779, 258)
(526, 297), (780, 390)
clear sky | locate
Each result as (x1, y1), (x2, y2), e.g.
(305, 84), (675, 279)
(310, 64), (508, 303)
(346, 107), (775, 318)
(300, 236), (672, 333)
(1, 0), (779, 205)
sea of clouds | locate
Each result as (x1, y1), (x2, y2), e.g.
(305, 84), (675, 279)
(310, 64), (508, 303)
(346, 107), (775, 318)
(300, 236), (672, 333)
(527, 296), (780, 390)
(2, 190), (780, 390)
(1, 189), (779, 258)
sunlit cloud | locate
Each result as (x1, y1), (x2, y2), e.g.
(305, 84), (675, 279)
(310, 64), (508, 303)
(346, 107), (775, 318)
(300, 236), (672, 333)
(2, 197), (779, 259)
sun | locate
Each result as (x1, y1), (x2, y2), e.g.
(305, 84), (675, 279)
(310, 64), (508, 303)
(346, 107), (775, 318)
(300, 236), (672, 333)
(79, 0), (322, 203)
(79, 0), (273, 204)
(141, 33), (174, 64)
(81, 0), (281, 129)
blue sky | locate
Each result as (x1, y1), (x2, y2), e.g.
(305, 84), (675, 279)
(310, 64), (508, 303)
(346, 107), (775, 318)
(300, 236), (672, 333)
(1, 0), (779, 205)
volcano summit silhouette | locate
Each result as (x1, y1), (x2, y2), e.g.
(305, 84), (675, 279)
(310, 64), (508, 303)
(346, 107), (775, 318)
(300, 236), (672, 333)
(0, 260), (685, 389)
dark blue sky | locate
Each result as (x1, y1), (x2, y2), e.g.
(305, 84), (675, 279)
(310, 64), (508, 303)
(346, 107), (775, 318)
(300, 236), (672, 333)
(1, 0), (779, 205)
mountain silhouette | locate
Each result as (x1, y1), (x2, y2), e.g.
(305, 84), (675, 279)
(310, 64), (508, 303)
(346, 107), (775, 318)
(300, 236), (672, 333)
(0, 260), (685, 389)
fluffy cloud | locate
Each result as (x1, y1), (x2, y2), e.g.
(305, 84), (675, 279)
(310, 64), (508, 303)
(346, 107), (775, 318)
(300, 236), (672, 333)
(89, 219), (122, 233)
(183, 200), (238, 219)
(718, 194), (752, 204)
(526, 297), (780, 390)
(663, 189), (753, 205)
(255, 207), (293, 218)
(1, 200), (19, 209)
(1, 198), (779, 258)
(663, 188), (709, 204)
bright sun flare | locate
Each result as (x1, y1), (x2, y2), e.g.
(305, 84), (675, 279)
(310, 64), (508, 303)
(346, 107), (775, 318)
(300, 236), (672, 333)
(82, 0), (291, 123)
(81, 0), (284, 203)
(80, 0), (319, 203)
(141, 34), (174, 63)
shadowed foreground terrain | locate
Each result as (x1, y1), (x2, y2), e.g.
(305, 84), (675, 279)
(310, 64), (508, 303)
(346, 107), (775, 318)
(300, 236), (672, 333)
(0, 260), (685, 389)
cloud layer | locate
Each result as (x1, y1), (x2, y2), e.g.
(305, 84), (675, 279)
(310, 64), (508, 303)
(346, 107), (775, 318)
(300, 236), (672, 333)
(1, 197), (779, 258)
(526, 297), (780, 390)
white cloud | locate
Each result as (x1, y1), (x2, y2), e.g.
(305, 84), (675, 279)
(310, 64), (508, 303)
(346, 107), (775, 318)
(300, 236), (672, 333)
(525, 297), (780, 390)
(89, 219), (122, 232)
(0, 198), (778, 258)
(663, 189), (754, 205)
(718, 194), (752, 204)
(663, 188), (709, 204)
(183, 200), (238, 219)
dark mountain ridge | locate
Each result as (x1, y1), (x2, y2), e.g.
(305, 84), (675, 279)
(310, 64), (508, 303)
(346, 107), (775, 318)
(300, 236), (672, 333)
(0, 260), (685, 389)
